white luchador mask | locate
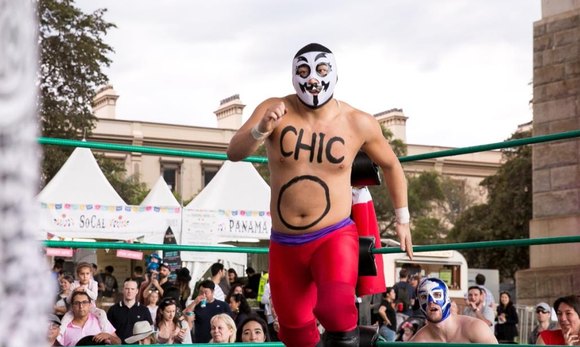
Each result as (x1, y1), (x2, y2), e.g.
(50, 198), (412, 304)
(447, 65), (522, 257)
(292, 43), (338, 109)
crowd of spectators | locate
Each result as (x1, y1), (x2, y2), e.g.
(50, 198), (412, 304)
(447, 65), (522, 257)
(357, 270), (579, 345)
(49, 259), (579, 346)
(49, 259), (275, 345)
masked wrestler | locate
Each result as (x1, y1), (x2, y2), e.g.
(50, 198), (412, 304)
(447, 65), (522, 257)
(410, 277), (498, 344)
(227, 43), (412, 347)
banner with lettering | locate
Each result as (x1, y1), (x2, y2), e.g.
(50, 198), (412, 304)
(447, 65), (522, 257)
(182, 208), (271, 245)
(39, 203), (181, 243)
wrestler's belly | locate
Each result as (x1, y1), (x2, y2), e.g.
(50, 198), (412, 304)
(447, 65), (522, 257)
(270, 177), (352, 234)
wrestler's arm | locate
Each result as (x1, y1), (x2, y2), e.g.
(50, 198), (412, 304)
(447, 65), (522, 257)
(468, 318), (499, 344)
(360, 114), (413, 259)
(408, 326), (428, 342)
(227, 98), (285, 161)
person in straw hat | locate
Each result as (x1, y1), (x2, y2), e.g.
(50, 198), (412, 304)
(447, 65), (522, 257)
(125, 321), (157, 345)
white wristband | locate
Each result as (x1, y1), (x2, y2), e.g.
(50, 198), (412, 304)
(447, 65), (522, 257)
(395, 207), (410, 224)
(251, 125), (270, 141)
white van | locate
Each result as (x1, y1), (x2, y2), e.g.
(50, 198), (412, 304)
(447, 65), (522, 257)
(381, 239), (468, 300)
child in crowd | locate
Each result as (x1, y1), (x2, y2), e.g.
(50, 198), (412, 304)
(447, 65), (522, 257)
(69, 262), (99, 300)
(60, 262), (109, 334)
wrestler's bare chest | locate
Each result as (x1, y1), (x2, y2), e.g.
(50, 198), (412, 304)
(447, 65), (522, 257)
(266, 113), (363, 233)
(267, 113), (360, 179)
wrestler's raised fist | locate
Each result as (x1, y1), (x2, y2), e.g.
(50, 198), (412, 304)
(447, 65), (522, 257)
(258, 101), (286, 133)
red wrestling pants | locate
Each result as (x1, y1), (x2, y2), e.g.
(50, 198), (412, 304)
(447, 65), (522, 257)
(269, 221), (359, 347)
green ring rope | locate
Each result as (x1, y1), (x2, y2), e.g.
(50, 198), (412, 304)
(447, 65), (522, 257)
(39, 130), (580, 255)
(38, 131), (580, 347)
(398, 128), (580, 162)
(44, 235), (580, 254)
(38, 137), (267, 163)
(38, 129), (580, 164)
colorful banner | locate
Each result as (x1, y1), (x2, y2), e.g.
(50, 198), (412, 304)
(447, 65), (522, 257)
(40, 203), (270, 245)
(39, 203), (179, 243)
(182, 208), (271, 245)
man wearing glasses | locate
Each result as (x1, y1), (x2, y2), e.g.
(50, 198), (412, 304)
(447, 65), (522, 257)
(58, 291), (121, 346)
(529, 302), (556, 344)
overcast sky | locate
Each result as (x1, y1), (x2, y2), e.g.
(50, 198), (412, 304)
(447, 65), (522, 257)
(78, 0), (541, 148)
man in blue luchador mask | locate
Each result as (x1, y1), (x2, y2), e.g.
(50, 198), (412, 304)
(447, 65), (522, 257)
(410, 277), (498, 344)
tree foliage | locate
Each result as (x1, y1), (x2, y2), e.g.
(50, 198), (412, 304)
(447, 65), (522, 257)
(96, 157), (149, 205)
(448, 131), (532, 280)
(38, 0), (115, 184)
(38, 1), (152, 206)
(374, 169), (449, 241)
(440, 175), (477, 225)
(412, 217), (448, 245)
(370, 126), (450, 241)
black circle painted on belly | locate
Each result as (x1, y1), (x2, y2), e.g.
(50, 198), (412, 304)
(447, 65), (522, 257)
(277, 175), (331, 230)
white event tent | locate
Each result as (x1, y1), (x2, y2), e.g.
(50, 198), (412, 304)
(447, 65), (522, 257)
(140, 174), (250, 283)
(37, 147), (166, 241)
(39, 150), (265, 282)
(139, 175), (182, 244)
(183, 160), (271, 243)
(182, 160), (271, 281)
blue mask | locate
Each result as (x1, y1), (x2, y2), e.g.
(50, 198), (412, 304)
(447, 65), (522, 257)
(417, 277), (451, 323)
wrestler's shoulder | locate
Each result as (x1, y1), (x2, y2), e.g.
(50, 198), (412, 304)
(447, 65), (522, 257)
(336, 100), (372, 118)
(337, 100), (378, 129)
(460, 314), (487, 328)
(459, 315), (497, 342)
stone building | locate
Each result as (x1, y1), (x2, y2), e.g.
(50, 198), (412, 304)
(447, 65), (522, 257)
(516, 0), (580, 305)
(88, 86), (510, 279)
(90, 86), (503, 205)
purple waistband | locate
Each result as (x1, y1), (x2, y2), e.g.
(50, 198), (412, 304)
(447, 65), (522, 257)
(270, 218), (354, 245)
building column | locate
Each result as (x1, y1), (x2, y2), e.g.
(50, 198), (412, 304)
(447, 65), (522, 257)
(516, 3), (580, 306)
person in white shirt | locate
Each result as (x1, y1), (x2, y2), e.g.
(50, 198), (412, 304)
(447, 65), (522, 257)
(463, 286), (495, 331)
(475, 273), (496, 310)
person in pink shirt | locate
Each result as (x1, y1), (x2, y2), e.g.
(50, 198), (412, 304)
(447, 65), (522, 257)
(60, 263), (109, 335)
(58, 291), (121, 347)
